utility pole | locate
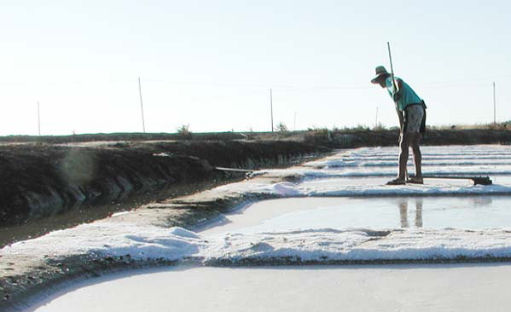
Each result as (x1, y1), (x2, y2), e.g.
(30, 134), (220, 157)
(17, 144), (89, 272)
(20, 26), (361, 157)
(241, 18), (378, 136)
(493, 81), (496, 125)
(37, 101), (41, 136)
(375, 106), (379, 128)
(270, 88), (274, 132)
(138, 77), (146, 133)
(293, 112), (297, 131)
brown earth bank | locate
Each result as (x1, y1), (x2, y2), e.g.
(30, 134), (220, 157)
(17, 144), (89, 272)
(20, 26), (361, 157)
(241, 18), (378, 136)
(0, 140), (325, 246)
(2, 128), (511, 245)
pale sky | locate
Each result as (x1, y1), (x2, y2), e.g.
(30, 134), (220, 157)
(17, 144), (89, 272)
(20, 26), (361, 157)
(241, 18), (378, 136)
(1, 0), (510, 135)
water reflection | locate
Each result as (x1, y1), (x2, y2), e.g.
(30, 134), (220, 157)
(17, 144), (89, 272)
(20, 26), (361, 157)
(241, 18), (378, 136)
(469, 196), (492, 207)
(202, 196), (510, 236)
(396, 196), (495, 228)
(398, 198), (423, 228)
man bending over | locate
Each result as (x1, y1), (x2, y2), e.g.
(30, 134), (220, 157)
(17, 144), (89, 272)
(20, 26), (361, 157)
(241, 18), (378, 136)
(371, 66), (426, 185)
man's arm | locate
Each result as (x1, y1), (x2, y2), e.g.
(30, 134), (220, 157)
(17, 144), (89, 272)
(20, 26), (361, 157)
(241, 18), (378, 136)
(396, 107), (404, 131)
(393, 78), (402, 101)
(393, 78), (404, 131)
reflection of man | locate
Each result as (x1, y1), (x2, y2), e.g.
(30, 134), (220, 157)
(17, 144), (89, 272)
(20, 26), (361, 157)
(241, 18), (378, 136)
(415, 199), (423, 227)
(398, 198), (423, 228)
(399, 200), (408, 228)
(371, 66), (426, 185)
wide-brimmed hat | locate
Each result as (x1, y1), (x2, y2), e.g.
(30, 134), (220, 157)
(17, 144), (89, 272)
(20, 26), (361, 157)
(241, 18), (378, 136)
(371, 65), (390, 83)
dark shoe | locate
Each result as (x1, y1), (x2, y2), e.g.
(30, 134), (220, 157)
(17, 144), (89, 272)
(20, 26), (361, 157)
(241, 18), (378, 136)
(407, 177), (424, 184)
(386, 178), (406, 185)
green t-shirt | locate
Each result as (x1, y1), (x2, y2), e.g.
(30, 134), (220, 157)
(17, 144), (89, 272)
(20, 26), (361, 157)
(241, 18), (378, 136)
(385, 76), (422, 111)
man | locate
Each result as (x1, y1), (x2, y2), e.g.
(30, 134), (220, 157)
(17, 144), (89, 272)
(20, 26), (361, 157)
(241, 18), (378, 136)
(371, 66), (426, 185)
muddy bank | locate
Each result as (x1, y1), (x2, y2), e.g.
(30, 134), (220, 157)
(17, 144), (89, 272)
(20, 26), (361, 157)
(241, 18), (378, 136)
(0, 140), (324, 239)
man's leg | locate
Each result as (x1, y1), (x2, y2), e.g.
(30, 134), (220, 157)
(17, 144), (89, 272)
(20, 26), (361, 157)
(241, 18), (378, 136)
(405, 104), (424, 184)
(398, 132), (410, 181)
(410, 133), (422, 179)
(388, 132), (409, 185)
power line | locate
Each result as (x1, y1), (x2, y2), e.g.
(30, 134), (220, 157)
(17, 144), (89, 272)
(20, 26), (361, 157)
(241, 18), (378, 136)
(270, 88), (274, 132)
(493, 81), (496, 125)
(37, 101), (41, 136)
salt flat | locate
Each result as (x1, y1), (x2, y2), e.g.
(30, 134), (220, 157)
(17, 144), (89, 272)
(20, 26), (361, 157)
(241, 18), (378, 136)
(8, 145), (511, 311)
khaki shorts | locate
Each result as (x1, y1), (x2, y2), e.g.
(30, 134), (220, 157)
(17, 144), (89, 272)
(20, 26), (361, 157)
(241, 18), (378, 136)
(404, 104), (425, 133)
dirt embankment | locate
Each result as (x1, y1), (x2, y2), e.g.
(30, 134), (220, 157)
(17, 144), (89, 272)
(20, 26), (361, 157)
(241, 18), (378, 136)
(303, 128), (511, 148)
(0, 139), (325, 242)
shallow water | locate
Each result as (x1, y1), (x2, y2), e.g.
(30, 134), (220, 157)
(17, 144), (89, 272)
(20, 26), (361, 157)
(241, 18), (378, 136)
(200, 196), (511, 235)
(31, 264), (511, 312)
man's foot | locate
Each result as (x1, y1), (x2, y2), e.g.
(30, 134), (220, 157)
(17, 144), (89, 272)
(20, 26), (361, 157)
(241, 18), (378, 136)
(407, 177), (424, 184)
(386, 178), (406, 185)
